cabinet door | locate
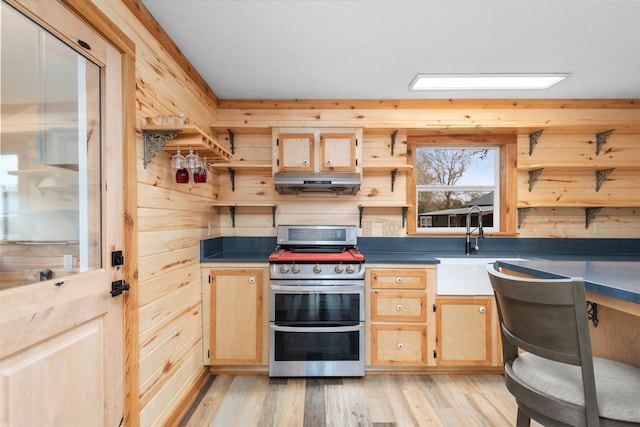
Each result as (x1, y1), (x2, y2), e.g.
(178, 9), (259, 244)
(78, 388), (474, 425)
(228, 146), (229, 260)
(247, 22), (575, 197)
(436, 298), (492, 366)
(278, 133), (314, 171)
(209, 269), (263, 364)
(320, 133), (356, 171)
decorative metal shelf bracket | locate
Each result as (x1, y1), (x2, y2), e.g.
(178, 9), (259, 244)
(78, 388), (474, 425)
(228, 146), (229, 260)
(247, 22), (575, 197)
(228, 206), (236, 228)
(528, 129), (544, 155)
(227, 129), (235, 154)
(143, 130), (180, 168)
(586, 301), (598, 327)
(595, 168), (615, 192)
(585, 207), (602, 229)
(517, 207), (531, 228)
(228, 168), (236, 192)
(528, 168), (544, 192)
(390, 168), (398, 192)
(390, 130), (398, 156)
(271, 206), (277, 228)
(595, 129), (615, 156)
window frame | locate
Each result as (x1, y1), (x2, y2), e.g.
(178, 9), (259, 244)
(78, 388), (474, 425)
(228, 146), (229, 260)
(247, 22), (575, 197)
(406, 134), (518, 236)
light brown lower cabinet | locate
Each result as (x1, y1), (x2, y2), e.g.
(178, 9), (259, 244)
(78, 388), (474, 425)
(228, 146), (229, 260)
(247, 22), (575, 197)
(202, 268), (265, 365)
(435, 297), (494, 366)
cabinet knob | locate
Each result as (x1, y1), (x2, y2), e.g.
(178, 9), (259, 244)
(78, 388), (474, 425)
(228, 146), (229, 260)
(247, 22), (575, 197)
(249, 277), (256, 284)
(396, 277), (403, 283)
(303, 160), (309, 166)
(397, 342), (404, 350)
(326, 159), (332, 165)
(396, 304), (403, 311)
(479, 306), (485, 313)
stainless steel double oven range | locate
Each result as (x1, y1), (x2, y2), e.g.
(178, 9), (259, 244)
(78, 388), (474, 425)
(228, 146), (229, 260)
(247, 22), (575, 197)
(268, 225), (365, 377)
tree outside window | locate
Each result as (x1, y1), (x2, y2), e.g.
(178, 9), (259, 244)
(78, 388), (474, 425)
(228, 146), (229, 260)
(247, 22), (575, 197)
(416, 146), (499, 231)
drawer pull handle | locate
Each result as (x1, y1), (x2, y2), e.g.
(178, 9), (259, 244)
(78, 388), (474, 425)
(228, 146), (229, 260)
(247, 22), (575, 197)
(479, 306), (485, 313)
(396, 277), (403, 283)
(397, 342), (404, 350)
(396, 304), (403, 311)
(249, 277), (256, 284)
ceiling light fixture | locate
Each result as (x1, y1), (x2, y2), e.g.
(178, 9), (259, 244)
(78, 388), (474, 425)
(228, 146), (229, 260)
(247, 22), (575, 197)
(409, 73), (569, 91)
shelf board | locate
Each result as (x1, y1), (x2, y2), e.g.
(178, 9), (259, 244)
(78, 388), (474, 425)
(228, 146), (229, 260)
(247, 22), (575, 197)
(517, 201), (640, 208)
(210, 162), (271, 171)
(362, 164), (413, 172)
(358, 202), (412, 208)
(212, 202), (277, 208)
(518, 164), (639, 172)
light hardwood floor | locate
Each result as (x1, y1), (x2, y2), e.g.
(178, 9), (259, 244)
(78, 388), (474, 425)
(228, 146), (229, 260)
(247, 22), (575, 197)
(180, 374), (542, 427)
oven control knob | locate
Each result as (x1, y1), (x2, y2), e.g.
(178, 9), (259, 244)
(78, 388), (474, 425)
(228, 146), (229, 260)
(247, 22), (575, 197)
(346, 264), (355, 274)
(280, 265), (289, 274)
(313, 264), (322, 273)
(291, 265), (300, 274)
(335, 265), (344, 273)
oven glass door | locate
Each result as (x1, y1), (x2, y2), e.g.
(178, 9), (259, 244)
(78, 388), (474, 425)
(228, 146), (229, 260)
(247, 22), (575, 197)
(271, 325), (362, 361)
(273, 290), (362, 325)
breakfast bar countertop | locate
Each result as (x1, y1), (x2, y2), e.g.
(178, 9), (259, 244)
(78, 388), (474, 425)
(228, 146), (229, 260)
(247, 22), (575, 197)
(496, 259), (640, 305)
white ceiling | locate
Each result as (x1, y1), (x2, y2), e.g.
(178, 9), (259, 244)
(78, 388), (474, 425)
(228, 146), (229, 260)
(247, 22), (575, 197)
(140, 0), (640, 100)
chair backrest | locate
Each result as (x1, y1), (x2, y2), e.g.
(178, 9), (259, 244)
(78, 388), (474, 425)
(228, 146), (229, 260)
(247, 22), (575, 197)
(486, 262), (600, 426)
(486, 262), (593, 367)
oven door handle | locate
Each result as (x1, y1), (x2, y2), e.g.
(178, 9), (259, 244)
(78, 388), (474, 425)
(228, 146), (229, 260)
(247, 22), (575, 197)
(270, 285), (363, 293)
(270, 324), (363, 333)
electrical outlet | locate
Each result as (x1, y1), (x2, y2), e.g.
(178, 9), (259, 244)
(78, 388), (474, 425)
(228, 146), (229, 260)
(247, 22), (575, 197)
(383, 220), (401, 236)
(362, 220), (372, 236)
(593, 222), (602, 235)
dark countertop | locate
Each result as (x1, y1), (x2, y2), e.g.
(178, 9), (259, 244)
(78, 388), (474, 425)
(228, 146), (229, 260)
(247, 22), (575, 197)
(497, 259), (640, 305)
(360, 252), (440, 264)
(201, 252), (271, 263)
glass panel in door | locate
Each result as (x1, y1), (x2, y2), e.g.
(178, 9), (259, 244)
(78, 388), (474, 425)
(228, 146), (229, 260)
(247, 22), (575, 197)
(1, 3), (101, 288)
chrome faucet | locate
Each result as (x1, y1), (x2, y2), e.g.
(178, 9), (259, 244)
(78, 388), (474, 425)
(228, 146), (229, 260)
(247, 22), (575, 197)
(465, 205), (484, 255)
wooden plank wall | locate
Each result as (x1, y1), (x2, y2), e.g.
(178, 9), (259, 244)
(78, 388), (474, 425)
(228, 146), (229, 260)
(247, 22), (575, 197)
(89, 1), (222, 425)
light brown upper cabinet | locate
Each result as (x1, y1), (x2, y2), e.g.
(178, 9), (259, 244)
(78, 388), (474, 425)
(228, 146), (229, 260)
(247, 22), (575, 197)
(273, 128), (362, 173)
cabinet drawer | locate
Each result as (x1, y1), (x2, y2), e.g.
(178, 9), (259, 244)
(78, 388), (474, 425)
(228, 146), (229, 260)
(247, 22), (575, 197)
(371, 269), (427, 289)
(371, 324), (427, 365)
(371, 291), (426, 322)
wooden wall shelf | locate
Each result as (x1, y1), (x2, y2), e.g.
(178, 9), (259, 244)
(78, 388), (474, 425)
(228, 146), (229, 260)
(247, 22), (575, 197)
(211, 202), (277, 228)
(363, 164), (413, 192)
(358, 203), (411, 228)
(211, 162), (271, 191)
(141, 122), (233, 168)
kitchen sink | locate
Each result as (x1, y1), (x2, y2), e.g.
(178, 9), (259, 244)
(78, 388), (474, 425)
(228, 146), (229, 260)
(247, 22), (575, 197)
(436, 257), (526, 295)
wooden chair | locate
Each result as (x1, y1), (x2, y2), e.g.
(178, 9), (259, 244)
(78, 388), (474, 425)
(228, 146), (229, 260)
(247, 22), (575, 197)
(486, 262), (640, 427)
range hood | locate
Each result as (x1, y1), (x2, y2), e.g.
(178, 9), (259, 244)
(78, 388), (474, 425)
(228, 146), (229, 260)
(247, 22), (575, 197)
(274, 171), (361, 195)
